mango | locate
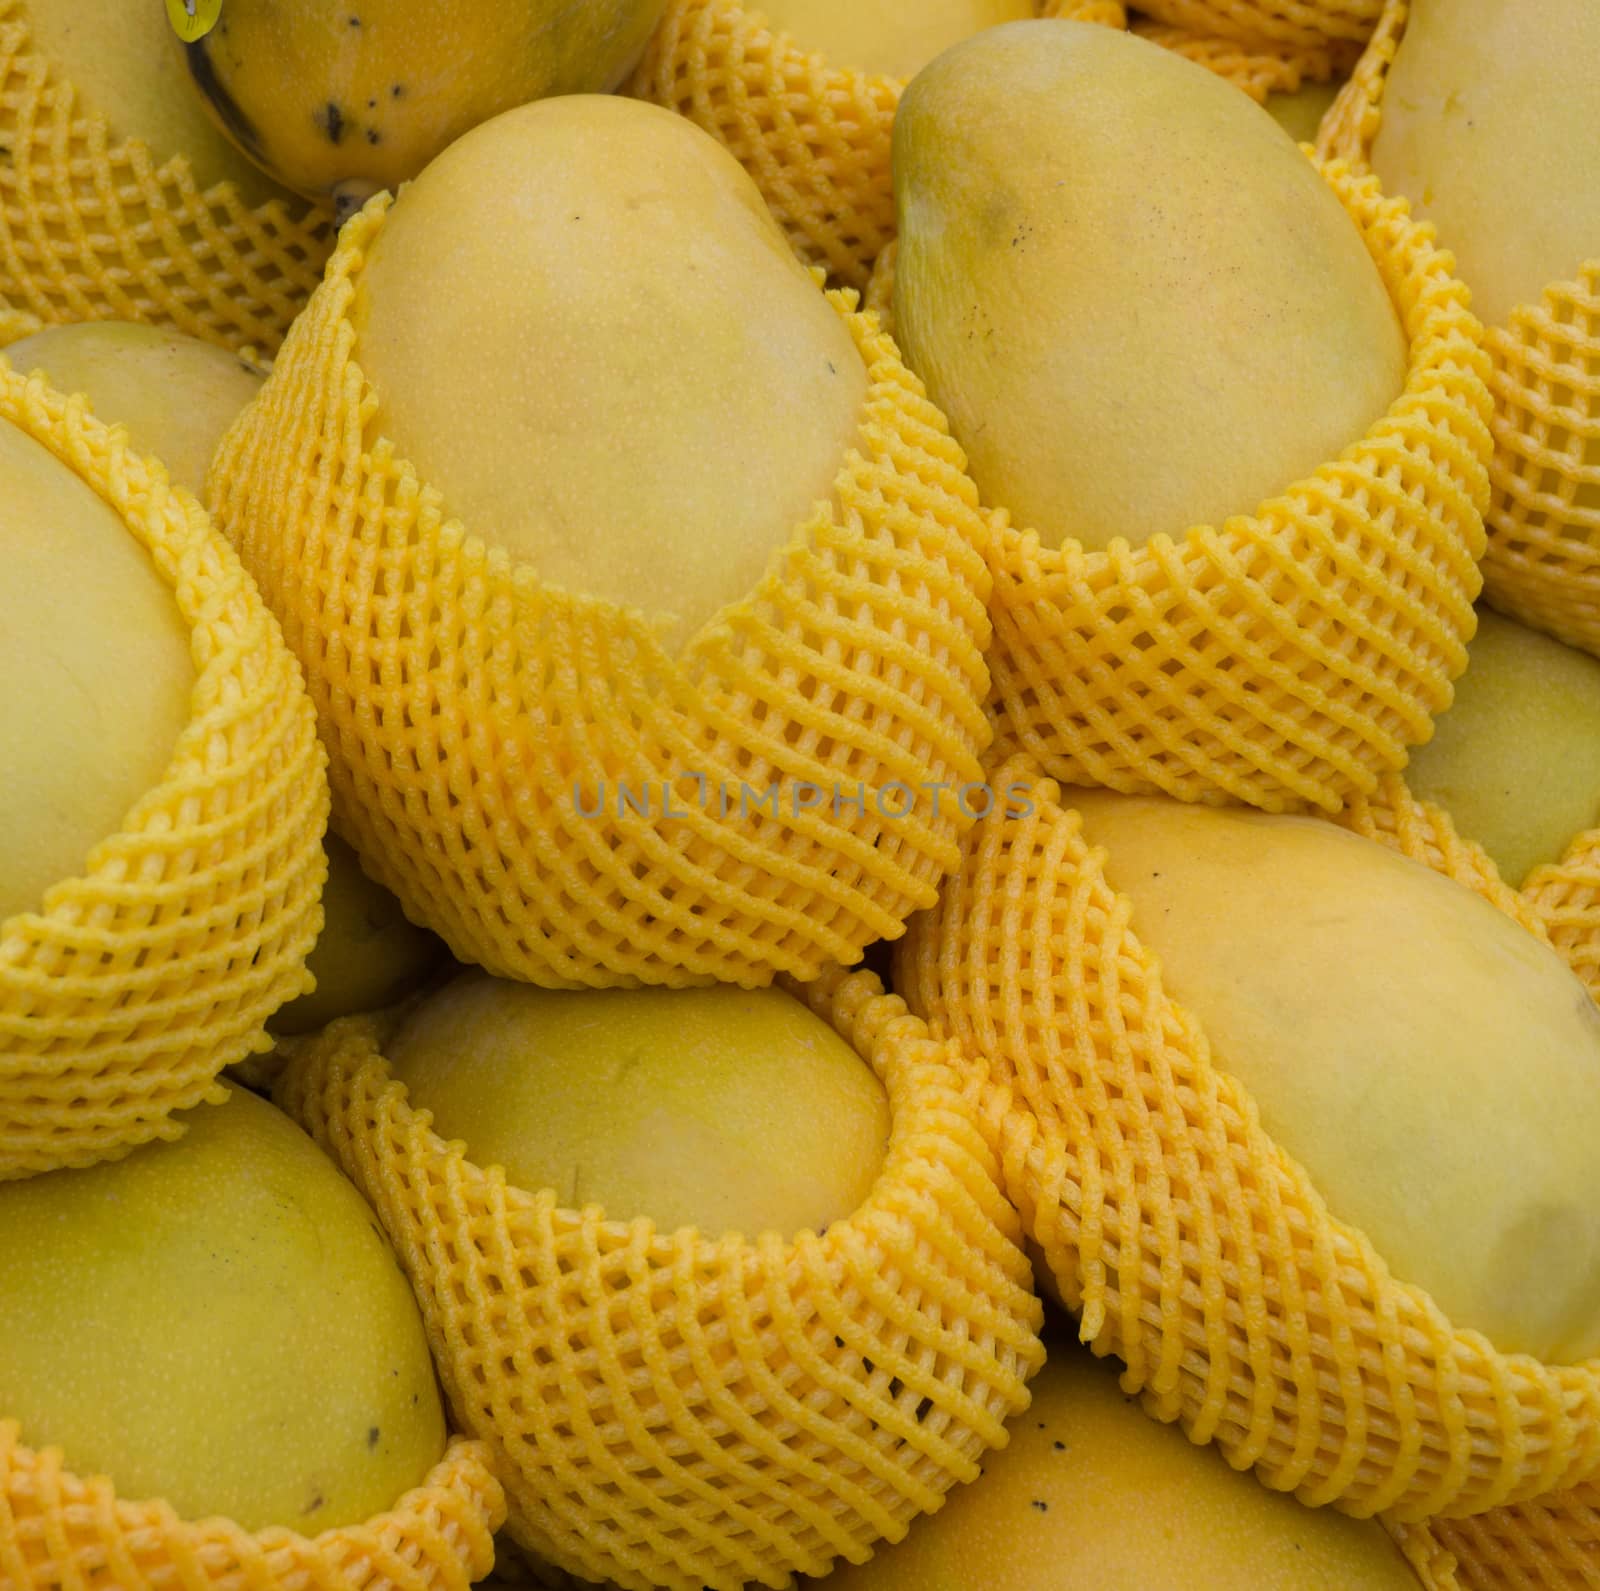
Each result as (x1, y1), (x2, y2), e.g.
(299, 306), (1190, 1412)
(0, 418), (194, 922)
(820, 1336), (1423, 1590)
(6, 321), (263, 497)
(1070, 788), (1600, 1364)
(271, 835), (444, 1036)
(892, 21), (1406, 550)
(25, 0), (295, 206)
(386, 976), (892, 1240)
(1265, 77), (1342, 143)
(179, 0), (669, 212)
(1371, 0), (1600, 326)
(0, 1088), (445, 1531)
(1407, 610), (1600, 887)
(350, 95), (867, 642)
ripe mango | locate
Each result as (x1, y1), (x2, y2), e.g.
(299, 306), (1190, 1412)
(350, 96), (867, 643)
(1071, 788), (1600, 1364)
(387, 976), (892, 1241)
(892, 22), (1406, 551)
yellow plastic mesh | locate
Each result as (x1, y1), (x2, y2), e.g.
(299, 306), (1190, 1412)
(1321, 0), (1600, 658)
(0, 364), (328, 1182)
(869, 159), (1493, 814)
(208, 196), (996, 992)
(894, 751), (1600, 1523)
(271, 964), (1046, 1591)
(1132, 14), (1360, 103)
(1134, 0), (1380, 51)
(0, 0), (332, 356)
(1523, 830), (1600, 1008)
(1424, 1485), (1600, 1590)
(0, 1425), (504, 1591)
(627, 0), (1125, 291)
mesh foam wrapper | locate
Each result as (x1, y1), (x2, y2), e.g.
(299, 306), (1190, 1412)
(893, 751), (1600, 1523)
(0, 1424), (504, 1591)
(207, 195), (996, 992)
(868, 158), (1493, 813)
(1132, 12), (1360, 104)
(626, 0), (1125, 292)
(1134, 0), (1380, 51)
(0, 0), (332, 356)
(1321, 0), (1600, 658)
(0, 363), (328, 1181)
(271, 963), (1046, 1591)
(1421, 1485), (1600, 1590)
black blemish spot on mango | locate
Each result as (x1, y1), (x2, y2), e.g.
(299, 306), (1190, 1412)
(185, 40), (264, 163)
(367, 129), (381, 145)
(1053, 1440), (1065, 1451)
(391, 83), (406, 98)
(317, 101), (347, 146)
(1032, 1499), (1048, 1513)
(348, 14), (362, 25)
(306, 1491), (326, 1514)
(367, 1425), (380, 1449)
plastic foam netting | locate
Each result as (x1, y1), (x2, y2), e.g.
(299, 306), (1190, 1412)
(1134, 0), (1381, 51)
(207, 196), (996, 992)
(1321, 0), (1600, 659)
(894, 752), (1600, 1524)
(273, 964), (1046, 1591)
(1132, 11), (1360, 103)
(0, 0), (332, 355)
(627, 0), (1126, 291)
(0, 362), (328, 1181)
(1423, 1486), (1600, 1590)
(0, 1427), (503, 1591)
(868, 158), (1493, 814)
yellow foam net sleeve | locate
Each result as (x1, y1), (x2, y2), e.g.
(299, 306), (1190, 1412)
(1133, 0), (1380, 51)
(893, 751), (1600, 1524)
(207, 196), (997, 993)
(626, 0), (1125, 291)
(0, 0), (332, 355)
(271, 964), (1046, 1591)
(1421, 1486), (1600, 1590)
(1131, 13), (1360, 103)
(867, 159), (1493, 814)
(1321, 0), (1600, 658)
(0, 365), (328, 1183)
(0, 1426), (504, 1591)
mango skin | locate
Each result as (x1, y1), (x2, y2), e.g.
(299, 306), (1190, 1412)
(6, 321), (263, 498)
(754, 0), (1034, 79)
(350, 95), (866, 643)
(819, 1337), (1422, 1590)
(271, 834), (444, 1036)
(179, 0), (669, 206)
(1406, 610), (1600, 888)
(0, 417), (194, 923)
(1371, 0), (1600, 328)
(0, 1089), (446, 1533)
(1070, 789), (1600, 1365)
(1264, 77), (1342, 144)
(387, 977), (892, 1242)
(892, 21), (1406, 552)
(23, 0), (297, 207)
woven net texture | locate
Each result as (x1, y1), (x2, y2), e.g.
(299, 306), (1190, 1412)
(627, 0), (1126, 292)
(894, 753), (1600, 1523)
(1134, 0), (1381, 51)
(0, 1427), (503, 1591)
(868, 158), (1493, 814)
(0, 0), (332, 356)
(0, 363), (328, 1182)
(272, 964), (1046, 1591)
(208, 196), (996, 992)
(1131, 12), (1361, 102)
(1320, 0), (1600, 658)
(1425, 1483), (1600, 1590)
